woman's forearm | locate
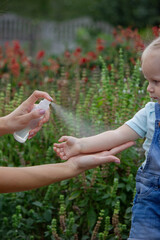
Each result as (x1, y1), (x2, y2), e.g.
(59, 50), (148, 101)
(0, 117), (8, 136)
(0, 141), (135, 193)
(0, 163), (77, 193)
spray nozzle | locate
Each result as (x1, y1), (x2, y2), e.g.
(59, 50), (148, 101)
(38, 99), (51, 109)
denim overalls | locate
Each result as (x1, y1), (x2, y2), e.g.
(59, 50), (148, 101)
(128, 103), (160, 239)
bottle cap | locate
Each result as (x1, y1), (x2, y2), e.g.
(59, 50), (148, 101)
(38, 99), (51, 110)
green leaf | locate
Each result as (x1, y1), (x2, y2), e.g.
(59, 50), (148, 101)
(43, 209), (52, 222)
(126, 184), (132, 191)
(125, 206), (132, 214)
(87, 207), (97, 229)
(119, 193), (126, 203)
(118, 183), (125, 188)
(32, 201), (43, 208)
(69, 191), (81, 200)
(97, 100), (104, 107)
(60, 179), (69, 186)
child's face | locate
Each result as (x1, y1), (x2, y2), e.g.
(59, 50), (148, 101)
(142, 50), (160, 103)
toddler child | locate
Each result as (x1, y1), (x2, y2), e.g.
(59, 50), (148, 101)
(54, 36), (160, 239)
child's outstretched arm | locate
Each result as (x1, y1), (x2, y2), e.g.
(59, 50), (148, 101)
(0, 141), (134, 193)
(54, 124), (139, 160)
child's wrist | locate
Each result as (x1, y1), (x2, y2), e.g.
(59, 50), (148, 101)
(79, 138), (86, 153)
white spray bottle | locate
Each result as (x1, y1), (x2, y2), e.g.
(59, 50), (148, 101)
(14, 99), (51, 143)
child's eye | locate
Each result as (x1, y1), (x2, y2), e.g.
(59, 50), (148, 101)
(153, 80), (160, 85)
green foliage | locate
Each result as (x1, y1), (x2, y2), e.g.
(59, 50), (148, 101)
(4, 0), (160, 28)
(0, 29), (151, 238)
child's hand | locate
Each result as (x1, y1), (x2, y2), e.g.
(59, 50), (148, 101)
(53, 136), (82, 160)
(67, 141), (135, 172)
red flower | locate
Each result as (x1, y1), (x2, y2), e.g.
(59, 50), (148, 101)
(48, 59), (60, 73)
(152, 26), (160, 37)
(64, 51), (70, 58)
(90, 65), (96, 71)
(130, 57), (136, 65)
(96, 45), (105, 52)
(73, 47), (82, 57)
(13, 41), (21, 54)
(112, 29), (117, 37)
(12, 41), (24, 57)
(135, 39), (145, 51)
(48, 78), (54, 83)
(96, 38), (105, 45)
(10, 58), (20, 77)
(87, 51), (97, 60)
(96, 38), (105, 52)
(75, 47), (82, 53)
(115, 36), (123, 44)
(107, 64), (112, 71)
(36, 50), (45, 60)
(83, 77), (88, 83)
(65, 72), (69, 79)
(125, 46), (131, 50)
(79, 57), (88, 65)
(18, 82), (23, 87)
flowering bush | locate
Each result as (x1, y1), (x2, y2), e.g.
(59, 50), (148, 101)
(0, 26), (146, 91)
(0, 26), (158, 239)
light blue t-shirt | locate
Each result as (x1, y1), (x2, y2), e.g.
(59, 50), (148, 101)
(125, 102), (155, 168)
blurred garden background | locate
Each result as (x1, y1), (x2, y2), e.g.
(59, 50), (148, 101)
(0, 0), (159, 239)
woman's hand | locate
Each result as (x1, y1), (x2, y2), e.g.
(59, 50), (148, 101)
(0, 90), (53, 137)
(67, 141), (135, 174)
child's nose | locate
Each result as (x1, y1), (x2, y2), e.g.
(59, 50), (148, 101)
(147, 83), (154, 93)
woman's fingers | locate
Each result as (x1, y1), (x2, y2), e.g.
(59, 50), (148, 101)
(28, 125), (42, 139)
(24, 90), (53, 106)
(38, 109), (50, 126)
(108, 141), (135, 155)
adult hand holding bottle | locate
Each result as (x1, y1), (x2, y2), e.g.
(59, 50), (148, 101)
(0, 90), (53, 139)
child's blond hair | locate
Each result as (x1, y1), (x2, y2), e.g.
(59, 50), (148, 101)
(142, 37), (160, 61)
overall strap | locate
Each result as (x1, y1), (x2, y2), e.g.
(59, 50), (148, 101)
(155, 102), (160, 120)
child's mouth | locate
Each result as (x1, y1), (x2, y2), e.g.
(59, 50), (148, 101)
(150, 97), (160, 102)
(151, 96), (157, 99)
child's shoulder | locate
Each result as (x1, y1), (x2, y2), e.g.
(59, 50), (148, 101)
(144, 102), (155, 113)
